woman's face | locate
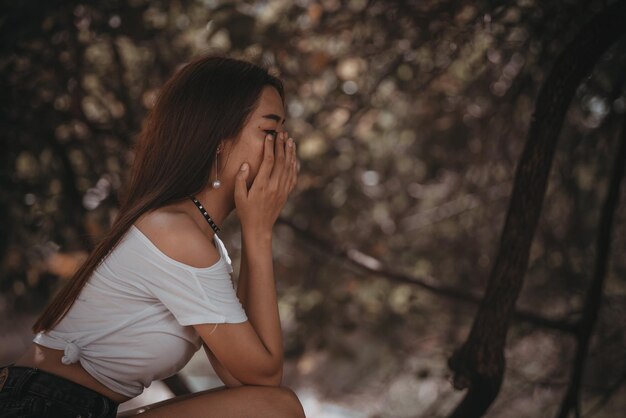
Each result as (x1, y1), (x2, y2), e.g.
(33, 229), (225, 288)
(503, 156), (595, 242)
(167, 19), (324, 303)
(220, 86), (287, 189)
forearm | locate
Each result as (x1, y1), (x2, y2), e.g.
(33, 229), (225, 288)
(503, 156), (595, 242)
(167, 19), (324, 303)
(241, 227), (283, 380)
(203, 343), (243, 387)
(236, 233), (250, 309)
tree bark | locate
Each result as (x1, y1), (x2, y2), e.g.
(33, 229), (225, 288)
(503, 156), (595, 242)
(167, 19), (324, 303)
(556, 94), (626, 418)
(446, 2), (626, 417)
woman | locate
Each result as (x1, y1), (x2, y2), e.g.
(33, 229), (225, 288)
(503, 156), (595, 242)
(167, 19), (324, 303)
(0, 55), (305, 417)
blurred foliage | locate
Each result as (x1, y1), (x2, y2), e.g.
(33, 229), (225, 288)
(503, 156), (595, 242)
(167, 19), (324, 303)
(1, 0), (625, 416)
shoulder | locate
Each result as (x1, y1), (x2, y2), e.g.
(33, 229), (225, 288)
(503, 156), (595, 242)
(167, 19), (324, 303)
(134, 207), (220, 269)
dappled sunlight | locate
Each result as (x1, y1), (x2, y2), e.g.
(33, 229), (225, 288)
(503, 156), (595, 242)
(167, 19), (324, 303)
(2, 0), (626, 416)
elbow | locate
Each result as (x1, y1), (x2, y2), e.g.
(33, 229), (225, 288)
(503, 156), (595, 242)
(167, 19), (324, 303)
(264, 356), (283, 386)
(255, 353), (283, 387)
(263, 365), (283, 387)
(253, 370), (282, 387)
(240, 360), (284, 387)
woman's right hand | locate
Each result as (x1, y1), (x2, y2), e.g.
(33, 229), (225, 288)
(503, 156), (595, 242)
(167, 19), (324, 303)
(234, 130), (298, 234)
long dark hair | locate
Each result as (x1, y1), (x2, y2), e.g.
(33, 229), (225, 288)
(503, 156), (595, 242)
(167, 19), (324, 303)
(32, 55), (285, 333)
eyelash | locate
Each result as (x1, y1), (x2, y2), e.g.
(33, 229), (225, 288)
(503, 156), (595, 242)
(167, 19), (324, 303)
(263, 129), (278, 138)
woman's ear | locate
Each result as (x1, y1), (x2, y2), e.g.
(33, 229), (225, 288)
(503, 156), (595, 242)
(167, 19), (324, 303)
(218, 137), (236, 154)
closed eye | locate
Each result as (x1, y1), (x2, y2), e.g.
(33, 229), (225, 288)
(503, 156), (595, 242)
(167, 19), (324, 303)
(263, 129), (278, 139)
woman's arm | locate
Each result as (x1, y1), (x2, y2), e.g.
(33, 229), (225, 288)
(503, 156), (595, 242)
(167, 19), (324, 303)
(205, 230), (267, 387)
(197, 132), (297, 386)
(240, 225), (283, 384)
(203, 234), (249, 387)
(231, 131), (297, 385)
(203, 342), (243, 387)
(236, 233), (250, 310)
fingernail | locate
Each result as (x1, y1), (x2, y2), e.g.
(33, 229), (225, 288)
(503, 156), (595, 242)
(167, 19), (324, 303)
(267, 134), (272, 140)
(240, 163), (248, 171)
(288, 138), (293, 147)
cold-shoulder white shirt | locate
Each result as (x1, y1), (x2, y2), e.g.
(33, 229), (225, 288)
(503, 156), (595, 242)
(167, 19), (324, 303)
(33, 224), (248, 398)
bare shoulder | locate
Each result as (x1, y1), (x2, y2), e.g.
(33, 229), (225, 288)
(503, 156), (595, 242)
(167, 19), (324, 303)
(134, 207), (220, 269)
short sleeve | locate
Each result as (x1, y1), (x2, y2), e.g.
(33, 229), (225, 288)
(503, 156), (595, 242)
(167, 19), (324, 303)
(147, 266), (248, 327)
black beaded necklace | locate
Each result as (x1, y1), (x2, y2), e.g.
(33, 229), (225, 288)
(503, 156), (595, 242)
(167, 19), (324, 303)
(190, 195), (220, 234)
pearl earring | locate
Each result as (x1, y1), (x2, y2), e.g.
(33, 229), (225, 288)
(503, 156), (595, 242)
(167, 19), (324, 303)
(212, 145), (221, 189)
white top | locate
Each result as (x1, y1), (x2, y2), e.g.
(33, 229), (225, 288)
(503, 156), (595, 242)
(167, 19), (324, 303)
(33, 224), (248, 398)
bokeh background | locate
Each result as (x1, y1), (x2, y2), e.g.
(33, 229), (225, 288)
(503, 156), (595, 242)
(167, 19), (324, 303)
(1, 0), (625, 417)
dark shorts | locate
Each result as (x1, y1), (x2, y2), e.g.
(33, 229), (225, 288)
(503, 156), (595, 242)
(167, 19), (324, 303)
(0, 362), (119, 418)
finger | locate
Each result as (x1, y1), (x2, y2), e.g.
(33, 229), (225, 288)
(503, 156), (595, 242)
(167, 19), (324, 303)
(271, 131), (287, 181)
(288, 161), (297, 192)
(285, 136), (294, 167)
(289, 146), (298, 192)
(256, 134), (275, 183)
(286, 137), (296, 190)
(271, 132), (288, 190)
(234, 162), (249, 204)
(282, 133), (295, 189)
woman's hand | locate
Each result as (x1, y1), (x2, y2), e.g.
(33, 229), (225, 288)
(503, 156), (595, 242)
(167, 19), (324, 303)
(234, 130), (298, 234)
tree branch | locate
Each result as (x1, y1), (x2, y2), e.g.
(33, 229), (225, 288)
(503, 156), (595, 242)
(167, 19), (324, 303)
(444, 1), (626, 416)
(556, 91), (626, 418)
(276, 216), (578, 333)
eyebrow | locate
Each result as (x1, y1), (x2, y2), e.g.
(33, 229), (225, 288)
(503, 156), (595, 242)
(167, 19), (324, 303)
(262, 113), (286, 125)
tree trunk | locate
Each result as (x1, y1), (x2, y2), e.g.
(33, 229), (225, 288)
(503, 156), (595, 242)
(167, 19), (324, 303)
(556, 93), (626, 418)
(446, 2), (626, 417)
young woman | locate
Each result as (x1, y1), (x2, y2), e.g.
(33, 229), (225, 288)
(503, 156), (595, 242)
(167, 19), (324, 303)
(0, 55), (305, 417)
